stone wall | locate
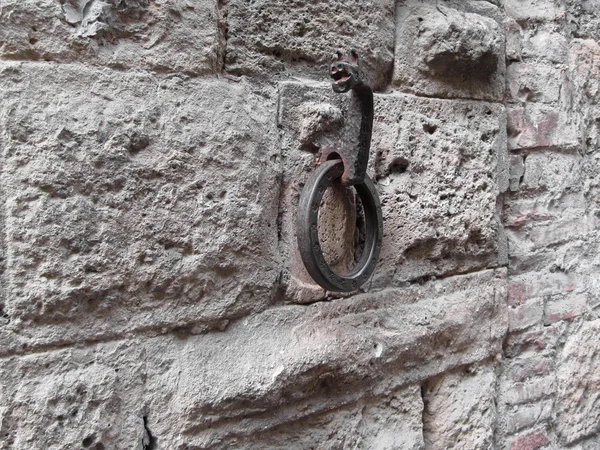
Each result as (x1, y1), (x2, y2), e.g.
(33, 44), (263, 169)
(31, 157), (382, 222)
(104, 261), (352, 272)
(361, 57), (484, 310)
(0, 1), (598, 449)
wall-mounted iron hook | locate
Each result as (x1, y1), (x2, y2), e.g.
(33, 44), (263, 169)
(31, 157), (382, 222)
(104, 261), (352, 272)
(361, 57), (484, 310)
(296, 49), (383, 293)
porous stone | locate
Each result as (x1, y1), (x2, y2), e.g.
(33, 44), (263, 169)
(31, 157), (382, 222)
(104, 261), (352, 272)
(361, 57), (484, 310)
(422, 364), (497, 450)
(0, 269), (507, 449)
(506, 62), (566, 104)
(500, 0), (563, 22)
(0, 0), (223, 74)
(507, 104), (580, 150)
(0, 62), (280, 349)
(394, 2), (505, 101)
(371, 94), (508, 287)
(278, 82), (508, 296)
(556, 319), (600, 444)
(226, 0), (395, 90)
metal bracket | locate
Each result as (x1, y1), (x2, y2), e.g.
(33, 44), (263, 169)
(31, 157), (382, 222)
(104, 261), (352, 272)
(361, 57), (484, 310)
(296, 50), (383, 292)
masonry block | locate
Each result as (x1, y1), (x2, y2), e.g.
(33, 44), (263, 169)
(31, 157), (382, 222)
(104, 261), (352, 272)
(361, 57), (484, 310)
(423, 364), (497, 450)
(394, 2), (505, 101)
(0, 0), (223, 74)
(556, 319), (600, 444)
(226, 0), (395, 90)
(0, 62), (280, 349)
(278, 82), (508, 297)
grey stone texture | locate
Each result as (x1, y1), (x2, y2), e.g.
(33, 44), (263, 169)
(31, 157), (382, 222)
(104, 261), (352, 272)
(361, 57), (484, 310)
(394, 1), (506, 101)
(0, 0), (223, 74)
(0, 62), (280, 351)
(1, 0), (600, 448)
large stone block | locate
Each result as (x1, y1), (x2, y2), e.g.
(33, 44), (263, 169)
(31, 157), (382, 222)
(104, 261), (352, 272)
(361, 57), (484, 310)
(278, 82), (508, 297)
(422, 364), (497, 450)
(0, 269), (507, 449)
(394, 2), (505, 101)
(556, 319), (600, 444)
(0, 62), (280, 350)
(226, 0), (395, 90)
(0, 0), (223, 74)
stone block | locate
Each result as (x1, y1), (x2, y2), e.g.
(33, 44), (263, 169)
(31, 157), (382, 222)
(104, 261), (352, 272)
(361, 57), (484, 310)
(509, 298), (543, 331)
(507, 104), (580, 150)
(2, 340), (145, 449)
(0, 0), (222, 74)
(0, 269), (507, 448)
(225, 0), (395, 91)
(556, 319), (600, 444)
(506, 62), (566, 104)
(509, 428), (550, 450)
(522, 27), (568, 64)
(501, 0), (563, 22)
(0, 62), (280, 349)
(277, 82), (507, 297)
(394, 2), (505, 101)
(423, 364), (497, 450)
(545, 293), (589, 324)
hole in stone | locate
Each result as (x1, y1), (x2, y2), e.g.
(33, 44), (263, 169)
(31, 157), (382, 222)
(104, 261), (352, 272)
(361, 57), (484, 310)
(389, 157), (410, 174)
(82, 435), (95, 447)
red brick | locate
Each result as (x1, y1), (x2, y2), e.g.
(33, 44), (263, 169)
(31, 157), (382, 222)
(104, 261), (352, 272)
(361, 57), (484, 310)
(510, 429), (550, 450)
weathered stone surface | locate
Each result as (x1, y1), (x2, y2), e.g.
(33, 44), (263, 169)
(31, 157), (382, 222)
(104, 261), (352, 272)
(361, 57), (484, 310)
(507, 104), (580, 150)
(521, 27), (568, 64)
(506, 62), (566, 104)
(0, 269), (507, 449)
(0, 0), (223, 74)
(556, 319), (600, 444)
(422, 364), (497, 450)
(500, 0), (563, 22)
(394, 2), (505, 101)
(0, 62), (280, 349)
(277, 82), (507, 298)
(226, 0), (395, 90)
(371, 94), (508, 287)
(566, 0), (600, 40)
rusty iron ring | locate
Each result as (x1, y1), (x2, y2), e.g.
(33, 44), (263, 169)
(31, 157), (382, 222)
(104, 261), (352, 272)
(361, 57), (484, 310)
(297, 159), (383, 292)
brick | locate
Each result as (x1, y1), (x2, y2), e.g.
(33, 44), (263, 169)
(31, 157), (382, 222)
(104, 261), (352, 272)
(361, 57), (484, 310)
(545, 293), (589, 324)
(507, 104), (580, 150)
(505, 400), (553, 434)
(556, 319), (600, 444)
(505, 355), (553, 383)
(522, 28), (568, 64)
(504, 322), (566, 358)
(509, 298), (544, 331)
(500, 375), (556, 406)
(506, 62), (566, 104)
(509, 428), (550, 450)
(501, 0), (563, 22)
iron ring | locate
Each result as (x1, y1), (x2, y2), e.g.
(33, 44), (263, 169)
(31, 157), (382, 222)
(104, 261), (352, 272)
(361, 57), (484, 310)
(297, 159), (383, 292)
